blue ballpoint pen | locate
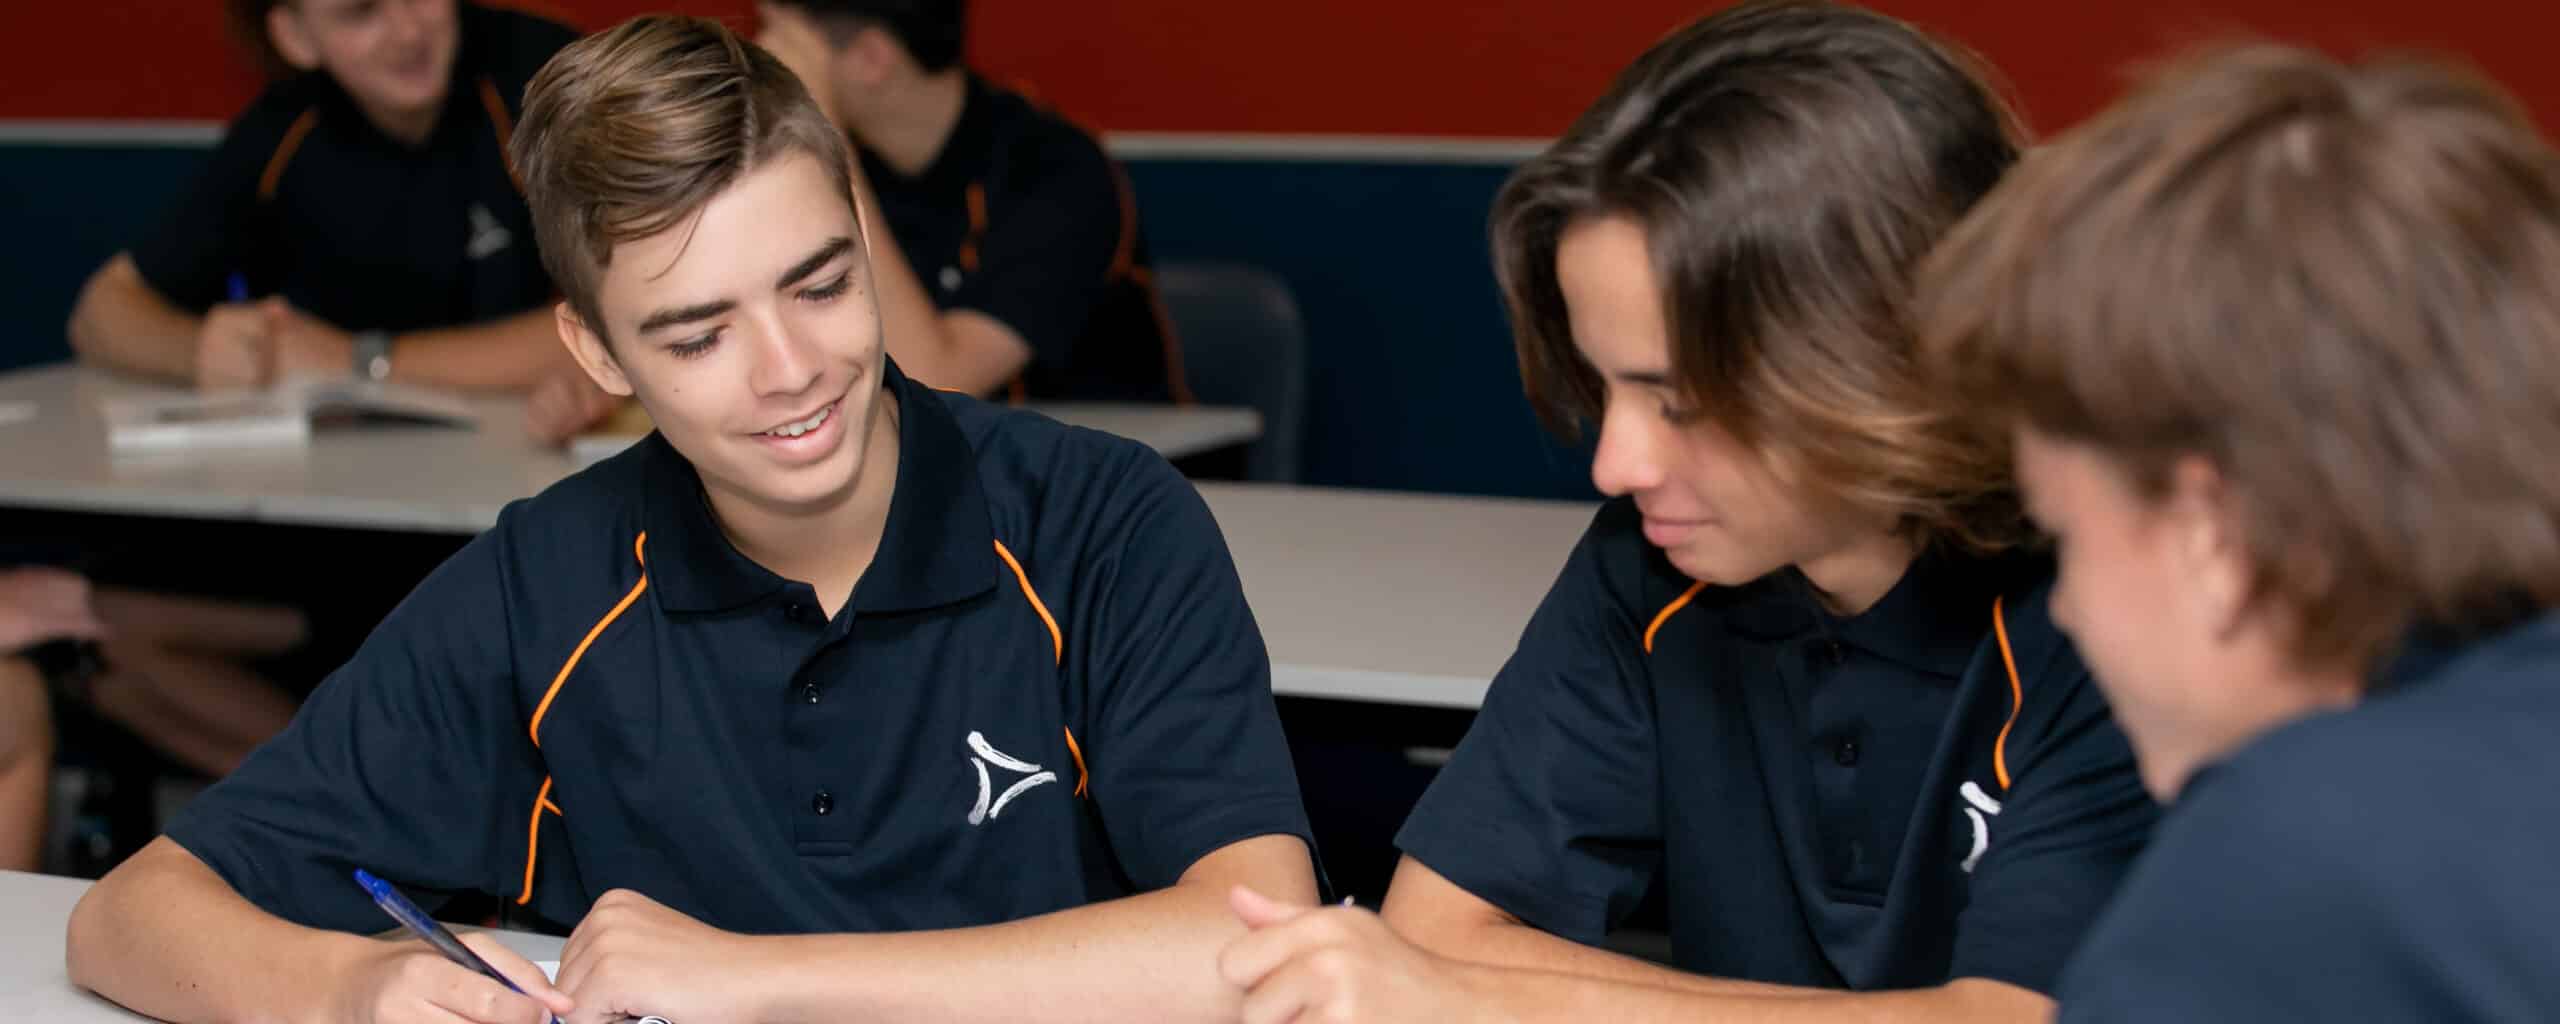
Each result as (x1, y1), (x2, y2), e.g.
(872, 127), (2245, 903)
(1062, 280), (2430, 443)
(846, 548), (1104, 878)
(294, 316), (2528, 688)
(352, 869), (563, 1023)
(226, 272), (249, 304)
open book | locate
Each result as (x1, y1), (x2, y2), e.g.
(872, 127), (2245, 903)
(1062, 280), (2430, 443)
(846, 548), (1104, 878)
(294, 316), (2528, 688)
(100, 377), (479, 450)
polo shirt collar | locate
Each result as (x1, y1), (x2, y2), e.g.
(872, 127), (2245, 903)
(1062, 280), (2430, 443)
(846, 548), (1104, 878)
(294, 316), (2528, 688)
(1723, 545), (2037, 678)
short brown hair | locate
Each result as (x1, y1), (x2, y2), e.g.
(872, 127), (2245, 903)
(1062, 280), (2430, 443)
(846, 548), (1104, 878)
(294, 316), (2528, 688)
(1495, 0), (2028, 552)
(511, 14), (860, 340)
(1918, 44), (2560, 671)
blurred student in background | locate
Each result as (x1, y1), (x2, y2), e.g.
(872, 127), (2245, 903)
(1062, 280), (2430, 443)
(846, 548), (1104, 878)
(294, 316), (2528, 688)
(754, 0), (1192, 403)
(64, 0), (614, 442)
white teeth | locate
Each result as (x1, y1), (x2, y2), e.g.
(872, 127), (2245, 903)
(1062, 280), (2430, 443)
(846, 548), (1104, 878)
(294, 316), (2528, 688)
(762, 403), (831, 438)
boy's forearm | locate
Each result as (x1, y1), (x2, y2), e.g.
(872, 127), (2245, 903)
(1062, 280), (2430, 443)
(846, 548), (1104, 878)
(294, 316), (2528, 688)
(69, 254), (204, 382)
(65, 837), (368, 1024)
(1398, 908), (1798, 997)
(386, 307), (575, 394)
(756, 880), (1254, 1023)
(756, 835), (1317, 1023)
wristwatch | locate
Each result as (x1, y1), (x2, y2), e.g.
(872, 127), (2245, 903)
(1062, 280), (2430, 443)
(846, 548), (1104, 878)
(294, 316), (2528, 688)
(352, 330), (395, 382)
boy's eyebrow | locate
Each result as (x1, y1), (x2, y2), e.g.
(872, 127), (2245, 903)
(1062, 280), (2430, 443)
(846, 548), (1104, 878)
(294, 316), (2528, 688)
(776, 237), (854, 291)
(636, 299), (737, 336)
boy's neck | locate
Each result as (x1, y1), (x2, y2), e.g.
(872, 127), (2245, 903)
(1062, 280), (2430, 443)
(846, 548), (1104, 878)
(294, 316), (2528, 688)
(707, 393), (904, 617)
(353, 93), (443, 148)
(849, 69), (970, 179)
(1798, 528), (1921, 617)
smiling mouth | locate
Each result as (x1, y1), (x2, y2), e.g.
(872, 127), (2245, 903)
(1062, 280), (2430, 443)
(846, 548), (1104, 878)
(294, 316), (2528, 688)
(757, 400), (835, 438)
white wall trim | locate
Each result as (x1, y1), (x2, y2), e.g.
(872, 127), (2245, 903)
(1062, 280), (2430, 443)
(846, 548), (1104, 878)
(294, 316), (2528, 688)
(0, 119), (1545, 163)
(0, 120), (224, 145)
(1106, 132), (1546, 164)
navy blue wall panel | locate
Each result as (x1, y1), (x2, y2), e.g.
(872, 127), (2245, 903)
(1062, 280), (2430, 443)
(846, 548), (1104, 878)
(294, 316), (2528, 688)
(1, 146), (210, 373)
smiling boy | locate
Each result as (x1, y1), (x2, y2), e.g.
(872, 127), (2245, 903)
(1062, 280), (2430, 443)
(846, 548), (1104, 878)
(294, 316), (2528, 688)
(65, 16), (1316, 1024)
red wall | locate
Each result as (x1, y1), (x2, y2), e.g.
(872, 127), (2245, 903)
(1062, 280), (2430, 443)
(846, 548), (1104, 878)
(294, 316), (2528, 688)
(8, 2), (2559, 135)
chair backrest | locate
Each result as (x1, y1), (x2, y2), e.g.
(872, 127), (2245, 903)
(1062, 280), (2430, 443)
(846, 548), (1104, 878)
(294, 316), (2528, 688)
(1156, 262), (1309, 482)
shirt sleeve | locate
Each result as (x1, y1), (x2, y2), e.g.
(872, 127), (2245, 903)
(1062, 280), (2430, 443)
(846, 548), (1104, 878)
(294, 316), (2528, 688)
(127, 88), (312, 311)
(2055, 760), (2396, 1021)
(1392, 501), (1663, 944)
(1069, 447), (1314, 889)
(161, 518), (544, 931)
(1949, 620), (2160, 995)
(944, 129), (1123, 374)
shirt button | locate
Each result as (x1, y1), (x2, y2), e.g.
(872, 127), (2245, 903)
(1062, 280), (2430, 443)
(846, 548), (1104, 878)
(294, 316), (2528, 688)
(812, 790), (835, 816)
(1820, 640), (1846, 666)
(1834, 740), (1860, 766)
(800, 683), (822, 705)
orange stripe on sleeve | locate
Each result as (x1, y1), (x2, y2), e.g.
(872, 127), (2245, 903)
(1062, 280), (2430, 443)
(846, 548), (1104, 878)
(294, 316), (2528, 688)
(1103, 162), (1140, 282)
(518, 535), (651, 905)
(476, 77), (524, 193)
(1990, 596), (2024, 791)
(257, 109), (320, 201)
(1129, 266), (1197, 406)
(1063, 727), (1089, 797)
(959, 183), (987, 272)
(991, 539), (1062, 663)
(1644, 581), (1706, 654)
(517, 775), (554, 904)
(528, 534), (649, 747)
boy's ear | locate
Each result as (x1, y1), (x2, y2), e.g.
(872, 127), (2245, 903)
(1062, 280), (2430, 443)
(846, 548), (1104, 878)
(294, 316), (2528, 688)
(843, 24), (908, 87)
(267, 4), (325, 72)
(556, 302), (634, 398)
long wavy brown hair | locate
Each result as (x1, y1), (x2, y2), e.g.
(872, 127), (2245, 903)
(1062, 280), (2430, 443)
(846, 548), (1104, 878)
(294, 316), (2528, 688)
(1496, 0), (2030, 554)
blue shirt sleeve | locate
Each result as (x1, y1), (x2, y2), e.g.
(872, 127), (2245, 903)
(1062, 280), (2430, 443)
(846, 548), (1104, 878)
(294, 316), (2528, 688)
(2056, 753), (2401, 1021)
(947, 130), (1121, 374)
(1392, 502), (1662, 943)
(161, 517), (544, 931)
(1067, 448), (1313, 889)
(1949, 643), (2158, 995)
(127, 86), (311, 311)
(2058, 690), (2560, 1023)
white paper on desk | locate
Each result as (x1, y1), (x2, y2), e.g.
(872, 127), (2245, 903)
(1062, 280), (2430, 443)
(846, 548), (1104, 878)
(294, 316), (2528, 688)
(98, 389), (309, 449)
(96, 376), (478, 451)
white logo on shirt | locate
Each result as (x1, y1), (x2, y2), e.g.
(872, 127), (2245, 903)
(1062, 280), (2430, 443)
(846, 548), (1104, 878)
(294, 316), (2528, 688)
(1958, 780), (2003, 874)
(966, 731), (1057, 826)
(466, 203), (513, 260)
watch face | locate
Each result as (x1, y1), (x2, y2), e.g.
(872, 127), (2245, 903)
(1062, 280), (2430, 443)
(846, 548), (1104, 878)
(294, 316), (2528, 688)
(355, 333), (394, 380)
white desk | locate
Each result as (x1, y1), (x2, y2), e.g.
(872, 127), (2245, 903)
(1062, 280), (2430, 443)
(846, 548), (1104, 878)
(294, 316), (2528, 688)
(0, 364), (1595, 710)
(0, 364), (1261, 533)
(0, 870), (562, 1022)
(1195, 483), (1592, 709)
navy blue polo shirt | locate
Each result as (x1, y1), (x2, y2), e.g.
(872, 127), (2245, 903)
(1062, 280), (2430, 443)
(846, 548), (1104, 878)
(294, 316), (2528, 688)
(129, 2), (571, 332)
(2058, 611), (2560, 1020)
(860, 74), (1185, 403)
(1396, 499), (2156, 994)
(163, 358), (1312, 934)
